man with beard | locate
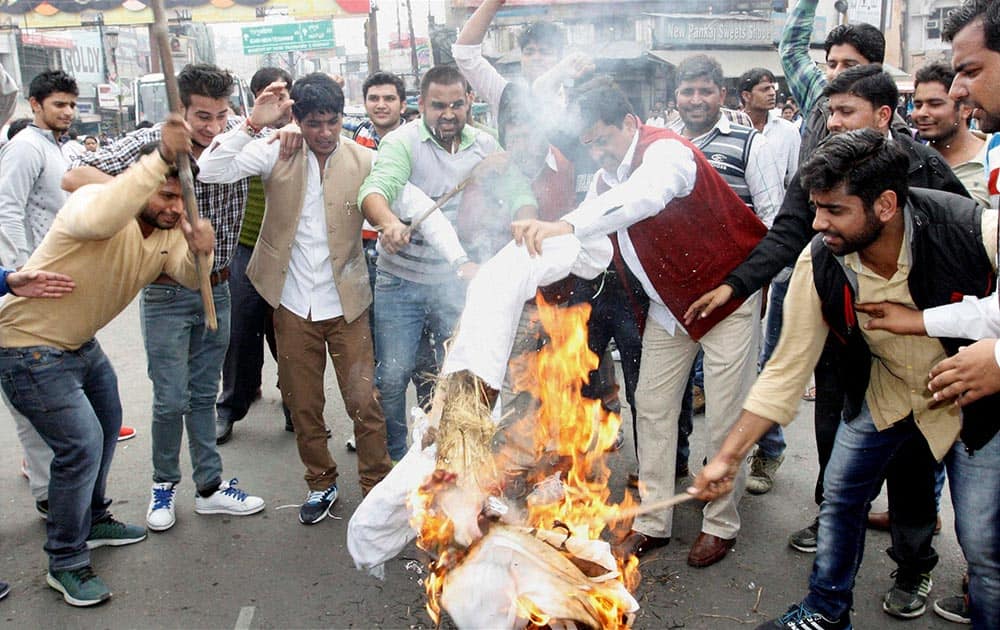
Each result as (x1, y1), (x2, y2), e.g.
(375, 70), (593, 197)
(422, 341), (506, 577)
(838, 3), (1000, 625)
(65, 64), (265, 533)
(691, 129), (997, 630)
(687, 68), (969, 594)
(912, 62), (990, 207)
(0, 116), (216, 606)
(359, 65), (526, 462)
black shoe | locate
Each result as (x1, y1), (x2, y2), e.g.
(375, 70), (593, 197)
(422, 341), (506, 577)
(757, 603), (850, 629)
(788, 517), (819, 553)
(298, 485), (338, 525)
(215, 417), (234, 445)
(883, 570), (932, 619)
(0, 579), (9, 601)
(36, 499), (49, 519)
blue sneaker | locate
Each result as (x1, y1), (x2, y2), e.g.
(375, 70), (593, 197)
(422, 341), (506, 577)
(757, 603), (851, 629)
(298, 485), (338, 525)
(47, 566), (111, 607)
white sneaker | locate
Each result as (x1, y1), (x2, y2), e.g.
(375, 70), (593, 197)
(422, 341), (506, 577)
(194, 478), (265, 516)
(146, 482), (177, 532)
(345, 435), (357, 451)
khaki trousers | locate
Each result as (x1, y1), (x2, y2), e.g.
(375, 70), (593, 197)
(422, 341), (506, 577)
(274, 306), (391, 493)
(633, 293), (761, 540)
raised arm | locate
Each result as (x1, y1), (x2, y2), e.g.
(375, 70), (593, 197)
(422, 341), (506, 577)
(453, 0), (509, 111)
(779, 0), (826, 120)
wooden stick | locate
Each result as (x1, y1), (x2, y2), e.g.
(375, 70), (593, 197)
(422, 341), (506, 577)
(605, 492), (696, 524)
(403, 176), (473, 237)
(149, 0), (217, 331)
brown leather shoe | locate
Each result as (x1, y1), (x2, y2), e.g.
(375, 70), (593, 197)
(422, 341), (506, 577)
(613, 530), (670, 561)
(687, 532), (735, 567)
(867, 510), (942, 534)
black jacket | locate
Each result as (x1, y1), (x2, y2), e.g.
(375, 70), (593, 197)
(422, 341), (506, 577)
(810, 188), (999, 451)
(725, 129), (972, 299)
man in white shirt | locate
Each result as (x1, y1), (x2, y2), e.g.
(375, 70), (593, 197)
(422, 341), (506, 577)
(451, 82), (768, 570)
(198, 74), (393, 525)
(738, 67), (801, 187)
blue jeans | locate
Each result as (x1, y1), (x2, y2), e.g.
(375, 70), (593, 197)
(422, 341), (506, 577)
(805, 404), (938, 620)
(374, 271), (464, 461)
(218, 244), (277, 424)
(756, 273), (791, 460)
(947, 431), (1000, 628)
(141, 282), (231, 493)
(0, 340), (121, 571)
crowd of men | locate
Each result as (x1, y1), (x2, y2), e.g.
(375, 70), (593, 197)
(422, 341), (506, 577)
(0, 0), (997, 627)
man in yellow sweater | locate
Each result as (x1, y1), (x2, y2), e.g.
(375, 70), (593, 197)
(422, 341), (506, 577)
(0, 115), (215, 607)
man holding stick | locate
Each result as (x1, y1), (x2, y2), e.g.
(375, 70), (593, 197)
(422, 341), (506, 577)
(0, 115), (214, 607)
(359, 65), (529, 462)
(64, 64), (265, 533)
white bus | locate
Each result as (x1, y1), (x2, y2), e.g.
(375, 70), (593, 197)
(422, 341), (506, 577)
(133, 72), (254, 126)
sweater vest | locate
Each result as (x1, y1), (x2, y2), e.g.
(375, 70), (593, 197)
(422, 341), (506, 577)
(688, 123), (758, 211)
(603, 125), (767, 340)
(811, 188), (999, 452)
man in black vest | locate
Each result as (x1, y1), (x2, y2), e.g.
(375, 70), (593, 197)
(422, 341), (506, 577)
(690, 129), (997, 630)
(686, 64), (969, 566)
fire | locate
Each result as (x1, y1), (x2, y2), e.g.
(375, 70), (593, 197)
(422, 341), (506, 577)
(410, 294), (640, 628)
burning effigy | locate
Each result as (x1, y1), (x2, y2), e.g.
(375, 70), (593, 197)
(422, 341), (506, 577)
(348, 238), (643, 629)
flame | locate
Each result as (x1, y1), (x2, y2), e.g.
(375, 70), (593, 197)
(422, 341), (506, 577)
(410, 294), (639, 628)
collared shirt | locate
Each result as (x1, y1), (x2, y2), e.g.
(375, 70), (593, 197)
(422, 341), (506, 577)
(562, 130), (698, 335)
(744, 206), (999, 461)
(779, 0), (825, 121)
(669, 113), (785, 227)
(72, 120), (248, 272)
(352, 118), (403, 150)
(949, 132), (991, 209)
(196, 127), (345, 320)
(0, 124), (68, 267)
(762, 110), (802, 187)
(358, 119), (515, 284)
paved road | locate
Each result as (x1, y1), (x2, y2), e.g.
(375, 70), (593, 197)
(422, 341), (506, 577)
(0, 299), (966, 628)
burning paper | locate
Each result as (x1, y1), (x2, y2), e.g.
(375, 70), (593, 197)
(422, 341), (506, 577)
(408, 297), (639, 629)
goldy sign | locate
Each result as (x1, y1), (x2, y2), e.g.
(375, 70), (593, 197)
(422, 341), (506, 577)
(59, 30), (105, 87)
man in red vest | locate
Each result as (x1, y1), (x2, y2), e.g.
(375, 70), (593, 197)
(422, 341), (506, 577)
(503, 80), (767, 567)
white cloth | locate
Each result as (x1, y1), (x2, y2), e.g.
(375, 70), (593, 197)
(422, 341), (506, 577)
(924, 293), (1000, 367)
(562, 131), (699, 335)
(762, 110), (802, 187)
(443, 234), (611, 389)
(347, 408), (438, 579)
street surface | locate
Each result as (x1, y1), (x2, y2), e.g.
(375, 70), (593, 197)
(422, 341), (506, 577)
(0, 299), (966, 628)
